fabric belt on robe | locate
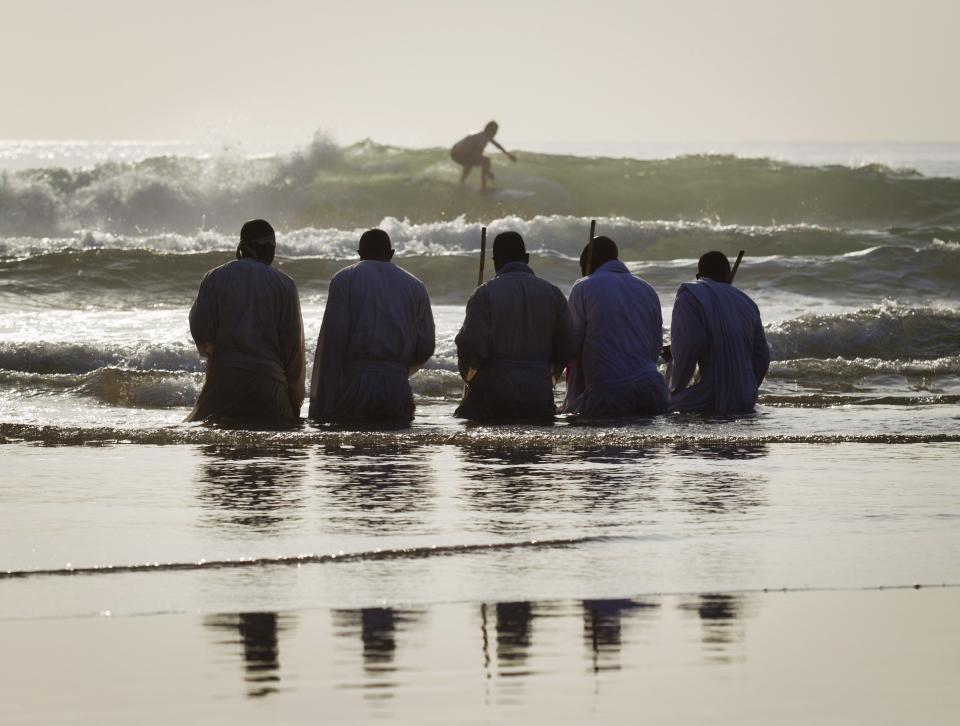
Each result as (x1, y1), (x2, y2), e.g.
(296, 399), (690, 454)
(344, 360), (409, 375)
(209, 353), (287, 383)
(481, 358), (551, 374)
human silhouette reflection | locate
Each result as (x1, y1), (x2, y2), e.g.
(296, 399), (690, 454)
(678, 593), (746, 663)
(672, 444), (768, 515)
(571, 447), (660, 515)
(314, 443), (434, 534)
(332, 608), (424, 699)
(582, 598), (660, 673)
(460, 447), (557, 534)
(204, 611), (294, 698)
(495, 601), (537, 678)
(195, 445), (308, 531)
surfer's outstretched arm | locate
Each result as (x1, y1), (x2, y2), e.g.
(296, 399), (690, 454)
(491, 139), (517, 162)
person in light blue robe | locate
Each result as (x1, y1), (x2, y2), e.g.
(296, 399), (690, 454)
(668, 251), (770, 414)
(309, 229), (435, 424)
(562, 236), (669, 416)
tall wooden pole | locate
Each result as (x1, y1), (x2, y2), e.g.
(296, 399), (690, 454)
(729, 249), (745, 283)
(478, 226), (487, 286)
(584, 218), (597, 275)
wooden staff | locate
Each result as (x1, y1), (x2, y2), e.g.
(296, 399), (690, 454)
(478, 226), (487, 286)
(729, 249), (745, 283)
(464, 225), (487, 386)
(584, 218), (597, 275)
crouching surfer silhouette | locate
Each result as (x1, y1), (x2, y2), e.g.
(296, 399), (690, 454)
(450, 120), (517, 192)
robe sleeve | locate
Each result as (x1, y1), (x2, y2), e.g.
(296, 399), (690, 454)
(550, 287), (576, 374)
(669, 288), (707, 394)
(567, 281), (587, 357)
(309, 270), (351, 420)
(455, 287), (491, 380)
(189, 272), (217, 357)
(563, 281), (588, 407)
(412, 286), (436, 368)
(280, 279), (306, 413)
(752, 316), (771, 386)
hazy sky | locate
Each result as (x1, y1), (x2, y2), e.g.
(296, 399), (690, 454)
(3, 0), (958, 146)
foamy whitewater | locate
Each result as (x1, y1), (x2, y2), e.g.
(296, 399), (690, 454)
(1, 139), (959, 723)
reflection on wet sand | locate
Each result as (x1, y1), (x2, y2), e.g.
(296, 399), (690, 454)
(332, 607), (425, 700)
(461, 446), (665, 532)
(315, 443), (435, 533)
(678, 593), (747, 663)
(495, 601), (536, 677)
(672, 444), (769, 516)
(194, 445), (308, 531)
(9, 590), (956, 723)
(461, 447), (552, 514)
(570, 448), (660, 514)
(204, 611), (295, 698)
(582, 598), (661, 673)
(461, 447), (588, 534)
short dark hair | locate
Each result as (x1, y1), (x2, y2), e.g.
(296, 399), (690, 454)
(359, 228), (392, 260)
(581, 235), (618, 275)
(240, 219), (275, 246)
(698, 251), (731, 283)
(492, 231), (525, 262)
(484, 120), (499, 135)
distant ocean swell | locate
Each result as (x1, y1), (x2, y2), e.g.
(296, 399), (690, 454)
(1, 227), (957, 307)
(3, 139), (960, 236)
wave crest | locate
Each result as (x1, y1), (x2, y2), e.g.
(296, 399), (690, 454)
(766, 304), (960, 360)
(4, 138), (960, 237)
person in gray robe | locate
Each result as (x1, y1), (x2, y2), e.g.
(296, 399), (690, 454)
(455, 231), (575, 420)
(668, 251), (770, 414)
(562, 236), (669, 416)
(188, 219), (305, 425)
(309, 228), (435, 424)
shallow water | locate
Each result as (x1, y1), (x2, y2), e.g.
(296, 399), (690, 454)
(2, 441), (957, 620)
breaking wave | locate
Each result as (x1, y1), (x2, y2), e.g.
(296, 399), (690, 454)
(3, 137), (960, 237)
(765, 304), (960, 360)
(2, 221), (957, 307)
(0, 341), (204, 375)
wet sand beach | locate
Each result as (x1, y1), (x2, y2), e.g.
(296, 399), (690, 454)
(2, 437), (958, 722)
(2, 588), (957, 724)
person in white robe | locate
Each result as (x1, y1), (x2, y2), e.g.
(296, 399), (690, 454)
(562, 236), (669, 416)
(455, 231), (575, 420)
(309, 229), (435, 424)
(668, 251), (770, 414)
(188, 219), (305, 425)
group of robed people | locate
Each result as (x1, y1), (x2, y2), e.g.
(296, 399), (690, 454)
(187, 219), (770, 426)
